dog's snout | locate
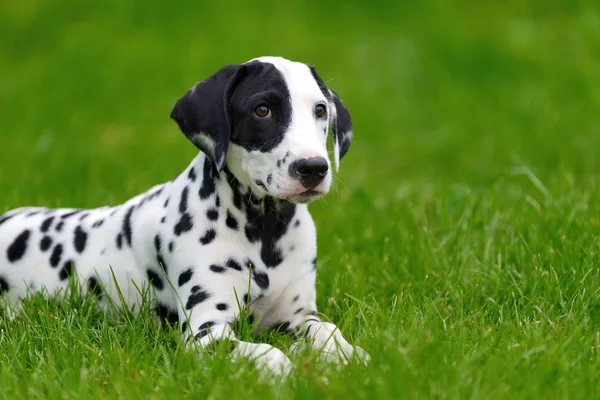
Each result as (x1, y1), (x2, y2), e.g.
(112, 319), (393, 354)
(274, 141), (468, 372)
(289, 157), (329, 189)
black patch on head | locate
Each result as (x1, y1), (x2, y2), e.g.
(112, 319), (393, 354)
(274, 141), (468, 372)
(188, 167), (197, 182)
(50, 244), (63, 267)
(122, 206), (135, 247)
(252, 270), (270, 289)
(225, 210), (238, 230)
(40, 236), (53, 252)
(266, 174), (273, 185)
(179, 186), (189, 214)
(186, 285), (211, 310)
(216, 303), (228, 311)
(59, 260), (75, 281)
(199, 229), (216, 245)
(309, 66), (333, 101)
(209, 264), (225, 273)
(116, 233), (123, 249)
(226, 259), (242, 271)
(206, 208), (219, 221)
(168, 241), (174, 252)
(73, 226), (88, 253)
(199, 157), (216, 199)
(178, 269), (193, 286)
(156, 303), (179, 326)
(40, 216), (54, 233)
(92, 219), (104, 228)
(7, 230), (31, 263)
(55, 221), (64, 232)
(195, 321), (215, 340)
(87, 276), (104, 300)
(174, 213), (193, 236)
(0, 276), (9, 294)
(146, 269), (164, 290)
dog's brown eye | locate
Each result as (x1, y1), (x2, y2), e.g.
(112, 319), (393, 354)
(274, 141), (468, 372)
(254, 105), (271, 118)
(315, 104), (327, 118)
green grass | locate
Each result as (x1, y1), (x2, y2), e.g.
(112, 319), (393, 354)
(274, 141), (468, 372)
(1, 0), (600, 398)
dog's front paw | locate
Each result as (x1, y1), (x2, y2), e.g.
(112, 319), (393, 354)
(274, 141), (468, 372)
(232, 342), (293, 378)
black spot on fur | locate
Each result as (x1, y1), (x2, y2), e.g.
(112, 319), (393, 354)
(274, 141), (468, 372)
(226, 259), (242, 271)
(294, 307), (304, 315)
(215, 195), (221, 207)
(195, 321), (215, 340)
(122, 206), (134, 247)
(116, 233), (123, 249)
(0, 277), (9, 294)
(255, 180), (267, 190)
(40, 216), (54, 232)
(199, 229), (216, 245)
(160, 216), (166, 224)
(79, 213), (90, 221)
(88, 276), (104, 300)
(178, 269), (193, 286)
(92, 219), (104, 228)
(0, 214), (14, 227)
(206, 208), (219, 221)
(188, 167), (197, 182)
(7, 230), (31, 262)
(146, 269), (164, 290)
(253, 270), (270, 289)
(243, 293), (251, 305)
(277, 159), (282, 168)
(312, 257), (317, 270)
(216, 303), (228, 311)
(164, 198), (170, 208)
(225, 210), (238, 230)
(266, 174), (273, 185)
(61, 210), (82, 219)
(294, 220), (300, 228)
(169, 241), (174, 252)
(179, 186), (189, 214)
(269, 321), (291, 334)
(156, 303), (179, 326)
(156, 254), (168, 274)
(154, 235), (162, 252)
(293, 295), (300, 302)
(40, 236), (53, 252)
(199, 157), (216, 199)
(209, 264), (225, 273)
(50, 244), (63, 267)
(181, 320), (188, 332)
(59, 260), (75, 281)
(55, 221), (64, 232)
(186, 285), (211, 310)
(74, 225), (88, 253)
(174, 213), (193, 236)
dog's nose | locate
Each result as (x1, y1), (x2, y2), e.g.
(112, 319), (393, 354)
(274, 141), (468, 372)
(289, 157), (329, 189)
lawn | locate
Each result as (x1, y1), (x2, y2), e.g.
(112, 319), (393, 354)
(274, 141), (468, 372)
(1, 0), (600, 398)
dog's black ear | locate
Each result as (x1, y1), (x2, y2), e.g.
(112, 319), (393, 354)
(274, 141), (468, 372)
(328, 89), (353, 172)
(308, 65), (353, 172)
(170, 64), (246, 171)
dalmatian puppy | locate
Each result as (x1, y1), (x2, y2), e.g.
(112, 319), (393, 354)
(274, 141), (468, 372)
(0, 56), (366, 376)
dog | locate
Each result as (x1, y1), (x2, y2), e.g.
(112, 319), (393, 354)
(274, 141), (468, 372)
(0, 56), (367, 376)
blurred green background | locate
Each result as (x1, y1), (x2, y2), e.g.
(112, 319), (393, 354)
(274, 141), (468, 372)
(2, 0), (600, 398)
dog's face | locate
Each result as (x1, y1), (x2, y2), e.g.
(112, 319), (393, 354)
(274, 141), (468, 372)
(170, 57), (353, 204)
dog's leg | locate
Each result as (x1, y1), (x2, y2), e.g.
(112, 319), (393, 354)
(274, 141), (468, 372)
(176, 274), (293, 377)
(277, 272), (370, 366)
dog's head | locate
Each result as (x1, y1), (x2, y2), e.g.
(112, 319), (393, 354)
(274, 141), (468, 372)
(170, 56), (353, 204)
